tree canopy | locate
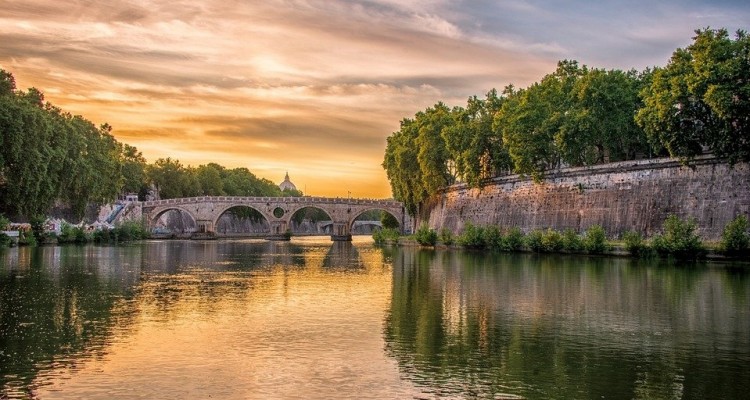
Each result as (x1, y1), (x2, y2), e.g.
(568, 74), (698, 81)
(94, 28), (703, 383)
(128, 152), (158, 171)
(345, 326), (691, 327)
(636, 28), (750, 164)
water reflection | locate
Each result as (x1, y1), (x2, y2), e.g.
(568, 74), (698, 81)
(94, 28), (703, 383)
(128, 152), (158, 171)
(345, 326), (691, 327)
(1, 239), (410, 399)
(385, 249), (750, 399)
(2, 241), (749, 399)
(0, 245), (143, 398)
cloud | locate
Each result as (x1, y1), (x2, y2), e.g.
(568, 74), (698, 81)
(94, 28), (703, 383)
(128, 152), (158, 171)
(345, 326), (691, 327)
(1, 0), (748, 197)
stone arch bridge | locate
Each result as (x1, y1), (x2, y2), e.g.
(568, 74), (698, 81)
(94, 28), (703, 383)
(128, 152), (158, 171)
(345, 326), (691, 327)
(142, 196), (407, 241)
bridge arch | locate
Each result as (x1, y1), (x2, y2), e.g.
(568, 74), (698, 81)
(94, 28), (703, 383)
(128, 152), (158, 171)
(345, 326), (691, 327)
(149, 206), (199, 237)
(287, 206), (334, 236)
(350, 208), (399, 234)
(213, 204), (272, 236)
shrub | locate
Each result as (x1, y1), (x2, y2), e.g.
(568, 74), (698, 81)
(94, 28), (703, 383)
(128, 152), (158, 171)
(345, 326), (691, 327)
(18, 230), (36, 246)
(483, 225), (504, 250)
(0, 214), (12, 248)
(30, 216), (47, 243)
(650, 234), (668, 255)
(438, 228), (454, 246)
(541, 228), (563, 252)
(0, 232), (10, 248)
(525, 229), (545, 252)
(719, 215), (749, 256)
(502, 227), (525, 251)
(457, 223), (485, 248)
(73, 227), (89, 243)
(561, 228), (583, 252)
(58, 222), (76, 244)
(94, 228), (113, 243)
(623, 230), (648, 256)
(373, 227), (400, 244)
(114, 220), (148, 241)
(414, 224), (437, 246)
(583, 225), (609, 254)
(652, 215), (705, 259)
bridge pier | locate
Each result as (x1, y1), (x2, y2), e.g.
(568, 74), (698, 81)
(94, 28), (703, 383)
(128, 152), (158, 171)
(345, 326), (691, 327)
(330, 222), (352, 241)
(268, 220), (291, 241)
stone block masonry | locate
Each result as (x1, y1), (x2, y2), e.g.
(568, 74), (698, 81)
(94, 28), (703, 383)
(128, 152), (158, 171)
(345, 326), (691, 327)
(420, 156), (750, 241)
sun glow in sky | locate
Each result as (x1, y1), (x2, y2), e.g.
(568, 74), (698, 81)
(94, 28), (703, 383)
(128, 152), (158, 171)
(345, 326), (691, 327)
(1, 0), (748, 198)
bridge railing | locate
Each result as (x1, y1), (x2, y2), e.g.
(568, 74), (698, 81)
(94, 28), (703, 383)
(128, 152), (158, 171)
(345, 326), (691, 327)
(142, 196), (402, 208)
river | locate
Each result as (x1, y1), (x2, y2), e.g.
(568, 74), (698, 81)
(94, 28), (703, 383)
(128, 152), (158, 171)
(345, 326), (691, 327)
(1, 238), (748, 399)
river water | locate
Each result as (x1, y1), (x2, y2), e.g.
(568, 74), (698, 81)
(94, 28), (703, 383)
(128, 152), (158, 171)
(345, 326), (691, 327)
(1, 238), (748, 399)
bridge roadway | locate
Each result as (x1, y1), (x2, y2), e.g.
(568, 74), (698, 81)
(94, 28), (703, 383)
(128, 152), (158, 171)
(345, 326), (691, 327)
(142, 196), (406, 241)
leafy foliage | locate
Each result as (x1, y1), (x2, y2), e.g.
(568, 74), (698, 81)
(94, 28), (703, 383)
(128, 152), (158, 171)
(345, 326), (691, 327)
(457, 223), (486, 248)
(525, 229), (545, 252)
(414, 224), (438, 246)
(583, 225), (609, 254)
(541, 228), (564, 252)
(381, 212), (400, 230)
(502, 227), (525, 251)
(373, 227), (400, 244)
(623, 231), (649, 256)
(0, 232), (9, 247)
(719, 215), (749, 255)
(438, 227), (454, 245)
(482, 225), (504, 250)
(562, 228), (583, 252)
(637, 28), (750, 164)
(651, 215), (705, 259)
(443, 90), (512, 187)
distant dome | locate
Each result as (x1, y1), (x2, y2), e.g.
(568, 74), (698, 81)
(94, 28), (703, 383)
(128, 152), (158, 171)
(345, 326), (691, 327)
(279, 172), (297, 191)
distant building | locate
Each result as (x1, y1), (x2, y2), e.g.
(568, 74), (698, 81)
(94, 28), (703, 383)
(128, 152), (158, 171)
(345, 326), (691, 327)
(279, 172), (297, 192)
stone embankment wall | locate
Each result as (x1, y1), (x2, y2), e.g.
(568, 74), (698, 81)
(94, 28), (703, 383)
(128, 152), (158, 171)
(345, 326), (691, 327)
(420, 156), (750, 241)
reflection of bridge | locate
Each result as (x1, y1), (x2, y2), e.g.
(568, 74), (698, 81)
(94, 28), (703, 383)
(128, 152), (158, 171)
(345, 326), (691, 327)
(142, 196), (406, 241)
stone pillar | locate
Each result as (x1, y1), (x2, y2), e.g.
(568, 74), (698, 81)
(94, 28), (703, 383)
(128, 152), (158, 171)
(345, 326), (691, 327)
(268, 220), (290, 240)
(331, 222), (352, 241)
(196, 220), (213, 233)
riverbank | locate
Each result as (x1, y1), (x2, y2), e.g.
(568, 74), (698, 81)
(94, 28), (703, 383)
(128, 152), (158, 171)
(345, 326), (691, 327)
(390, 237), (750, 262)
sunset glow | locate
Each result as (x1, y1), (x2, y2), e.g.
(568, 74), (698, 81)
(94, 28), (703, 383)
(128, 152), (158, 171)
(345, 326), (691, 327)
(1, 0), (747, 197)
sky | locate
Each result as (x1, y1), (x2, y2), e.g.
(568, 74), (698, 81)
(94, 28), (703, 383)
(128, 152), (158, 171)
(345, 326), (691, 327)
(1, 0), (748, 198)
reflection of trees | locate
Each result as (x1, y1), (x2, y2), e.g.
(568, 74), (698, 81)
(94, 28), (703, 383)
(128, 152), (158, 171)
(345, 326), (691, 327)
(385, 248), (750, 399)
(0, 246), (142, 397)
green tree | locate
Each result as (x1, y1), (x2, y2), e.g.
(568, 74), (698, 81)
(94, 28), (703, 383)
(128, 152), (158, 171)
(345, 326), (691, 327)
(383, 118), (427, 215)
(146, 158), (187, 199)
(0, 84), (56, 217)
(0, 70), (15, 95)
(196, 163), (225, 195)
(121, 144), (148, 197)
(637, 28), (750, 164)
(416, 102), (454, 194)
(496, 61), (584, 180)
(557, 68), (649, 165)
(443, 89), (511, 187)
